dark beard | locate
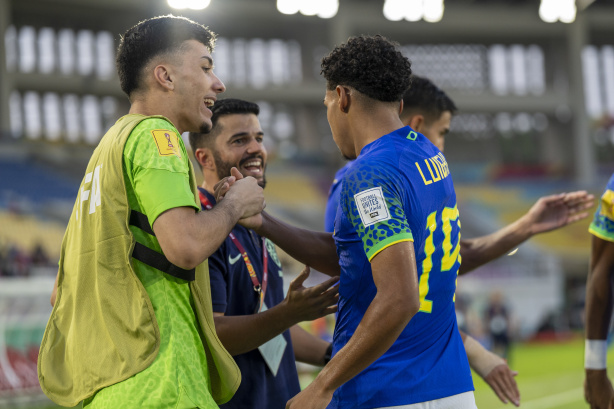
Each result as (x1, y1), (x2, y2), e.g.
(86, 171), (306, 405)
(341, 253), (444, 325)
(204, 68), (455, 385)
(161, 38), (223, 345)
(214, 154), (267, 189)
(200, 122), (212, 134)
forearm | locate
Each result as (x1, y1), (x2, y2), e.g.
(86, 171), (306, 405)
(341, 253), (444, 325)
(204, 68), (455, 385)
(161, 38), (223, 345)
(290, 325), (330, 366)
(310, 292), (415, 393)
(154, 201), (242, 270)
(585, 238), (614, 340)
(213, 302), (298, 356)
(256, 211), (340, 276)
(459, 216), (532, 275)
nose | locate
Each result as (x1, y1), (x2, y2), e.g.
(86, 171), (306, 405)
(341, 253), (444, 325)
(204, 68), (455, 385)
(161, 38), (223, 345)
(246, 137), (263, 154)
(213, 71), (226, 94)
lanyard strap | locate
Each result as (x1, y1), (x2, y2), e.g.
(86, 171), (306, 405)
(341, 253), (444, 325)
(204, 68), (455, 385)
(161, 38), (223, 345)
(229, 232), (268, 313)
(199, 189), (269, 312)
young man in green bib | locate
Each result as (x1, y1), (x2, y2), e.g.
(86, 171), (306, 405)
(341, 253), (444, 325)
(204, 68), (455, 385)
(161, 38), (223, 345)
(38, 15), (264, 408)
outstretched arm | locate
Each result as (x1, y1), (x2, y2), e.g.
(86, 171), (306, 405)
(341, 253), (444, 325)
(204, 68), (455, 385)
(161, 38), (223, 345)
(218, 169), (340, 276)
(213, 266), (338, 356)
(459, 191), (594, 275)
(242, 211), (340, 277)
(584, 236), (614, 409)
(286, 242), (420, 409)
(461, 330), (519, 406)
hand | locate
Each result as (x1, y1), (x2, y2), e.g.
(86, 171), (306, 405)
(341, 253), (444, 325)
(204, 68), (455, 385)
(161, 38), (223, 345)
(483, 363), (520, 406)
(286, 380), (334, 409)
(223, 167), (266, 219)
(213, 176), (235, 202)
(585, 369), (614, 409)
(283, 266), (339, 323)
(238, 211), (264, 231)
(525, 190), (595, 235)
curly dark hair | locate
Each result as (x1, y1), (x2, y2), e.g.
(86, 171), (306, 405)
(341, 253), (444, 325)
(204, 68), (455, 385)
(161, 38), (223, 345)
(116, 15), (217, 97)
(401, 75), (457, 123)
(189, 98), (260, 152)
(320, 35), (412, 102)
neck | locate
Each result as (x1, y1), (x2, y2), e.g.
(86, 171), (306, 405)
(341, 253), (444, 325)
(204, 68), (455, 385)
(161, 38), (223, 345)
(200, 173), (220, 196)
(350, 106), (405, 157)
(129, 92), (182, 133)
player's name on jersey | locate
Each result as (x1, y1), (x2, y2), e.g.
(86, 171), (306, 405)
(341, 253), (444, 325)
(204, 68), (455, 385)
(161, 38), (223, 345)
(415, 153), (450, 186)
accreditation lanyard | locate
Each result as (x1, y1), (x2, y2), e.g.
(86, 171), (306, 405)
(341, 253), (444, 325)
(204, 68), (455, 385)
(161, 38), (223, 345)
(199, 189), (269, 313)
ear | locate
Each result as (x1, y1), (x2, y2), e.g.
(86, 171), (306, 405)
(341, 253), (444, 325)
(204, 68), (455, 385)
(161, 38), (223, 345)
(194, 147), (215, 171)
(153, 64), (174, 91)
(336, 86), (351, 114)
(408, 114), (425, 133)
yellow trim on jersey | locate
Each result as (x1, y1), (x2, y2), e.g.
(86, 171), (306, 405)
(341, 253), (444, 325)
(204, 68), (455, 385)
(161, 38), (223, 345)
(589, 227), (614, 243)
(367, 234), (414, 262)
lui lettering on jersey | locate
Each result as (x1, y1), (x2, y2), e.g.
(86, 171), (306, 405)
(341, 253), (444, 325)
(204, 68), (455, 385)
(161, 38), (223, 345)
(76, 164), (102, 220)
(415, 153), (450, 186)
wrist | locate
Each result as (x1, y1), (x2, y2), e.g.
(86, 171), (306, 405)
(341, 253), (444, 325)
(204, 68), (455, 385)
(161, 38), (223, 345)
(585, 339), (608, 370)
(464, 335), (504, 377)
(516, 213), (535, 238)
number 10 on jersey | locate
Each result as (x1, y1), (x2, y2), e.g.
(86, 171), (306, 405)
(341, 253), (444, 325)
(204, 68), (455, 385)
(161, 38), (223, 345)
(419, 205), (461, 313)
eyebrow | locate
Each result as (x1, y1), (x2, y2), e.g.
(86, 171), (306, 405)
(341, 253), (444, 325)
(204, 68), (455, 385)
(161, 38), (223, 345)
(229, 131), (264, 139)
(201, 56), (213, 65)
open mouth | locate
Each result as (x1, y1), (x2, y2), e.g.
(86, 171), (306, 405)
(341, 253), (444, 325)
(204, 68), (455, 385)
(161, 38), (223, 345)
(240, 158), (263, 176)
(204, 98), (215, 109)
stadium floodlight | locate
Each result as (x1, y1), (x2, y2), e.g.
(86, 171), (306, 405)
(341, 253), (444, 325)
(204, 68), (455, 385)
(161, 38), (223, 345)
(277, 0), (300, 15)
(167, 0), (211, 10)
(277, 0), (338, 19)
(539, 0), (576, 23)
(383, 0), (406, 21)
(317, 0), (339, 18)
(300, 0), (321, 16)
(383, 0), (445, 23)
(423, 0), (444, 23)
(405, 0), (424, 22)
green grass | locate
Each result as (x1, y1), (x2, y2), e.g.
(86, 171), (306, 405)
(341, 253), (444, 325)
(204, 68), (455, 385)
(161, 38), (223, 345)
(474, 336), (595, 409)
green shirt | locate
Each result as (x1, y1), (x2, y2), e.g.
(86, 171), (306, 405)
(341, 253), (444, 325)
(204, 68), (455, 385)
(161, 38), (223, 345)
(84, 118), (218, 409)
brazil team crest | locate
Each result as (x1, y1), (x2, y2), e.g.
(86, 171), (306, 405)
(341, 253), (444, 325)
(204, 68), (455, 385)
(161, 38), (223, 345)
(265, 239), (282, 268)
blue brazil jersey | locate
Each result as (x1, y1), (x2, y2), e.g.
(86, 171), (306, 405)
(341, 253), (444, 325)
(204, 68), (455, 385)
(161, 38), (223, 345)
(330, 126), (473, 408)
(325, 163), (351, 233)
(200, 189), (301, 409)
(589, 173), (614, 243)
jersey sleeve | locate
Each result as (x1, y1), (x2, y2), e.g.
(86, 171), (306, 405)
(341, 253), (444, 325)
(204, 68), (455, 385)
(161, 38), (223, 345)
(124, 118), (199, 226)
(341, 160), (413, 261)
(589, 175), (614, 242)
(207, 243), (229, 313)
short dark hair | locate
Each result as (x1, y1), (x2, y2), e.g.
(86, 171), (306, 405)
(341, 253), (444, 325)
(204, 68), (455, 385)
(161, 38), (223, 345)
(116, 15), (217, 97)
(401, 76), (457, 124)
(189, 98), (260, 154)
(320, 35), (412, 102)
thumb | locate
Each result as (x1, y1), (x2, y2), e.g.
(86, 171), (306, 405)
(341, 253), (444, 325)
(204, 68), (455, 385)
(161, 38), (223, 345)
(289, 266), (310, 291)
(231, 167), (244, 180)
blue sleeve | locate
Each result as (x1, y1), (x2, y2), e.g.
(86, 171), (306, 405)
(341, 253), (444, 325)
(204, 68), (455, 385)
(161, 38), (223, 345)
(341, 160), (413, 261)
(208, 242), (229, 313)
(325, 180), (342, 233)
(325, 163), (352, 233)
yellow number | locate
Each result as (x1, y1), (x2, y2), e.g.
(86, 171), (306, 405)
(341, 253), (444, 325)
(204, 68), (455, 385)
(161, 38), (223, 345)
(419, 207), (461, 313)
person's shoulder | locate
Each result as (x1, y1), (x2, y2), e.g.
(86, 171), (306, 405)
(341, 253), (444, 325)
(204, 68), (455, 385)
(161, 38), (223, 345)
(125, 116), (186, 164)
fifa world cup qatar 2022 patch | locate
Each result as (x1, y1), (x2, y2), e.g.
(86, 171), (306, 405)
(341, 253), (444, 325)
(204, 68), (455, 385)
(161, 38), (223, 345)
(354, 186), (391, 227)
(151, 129), (182, 159)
